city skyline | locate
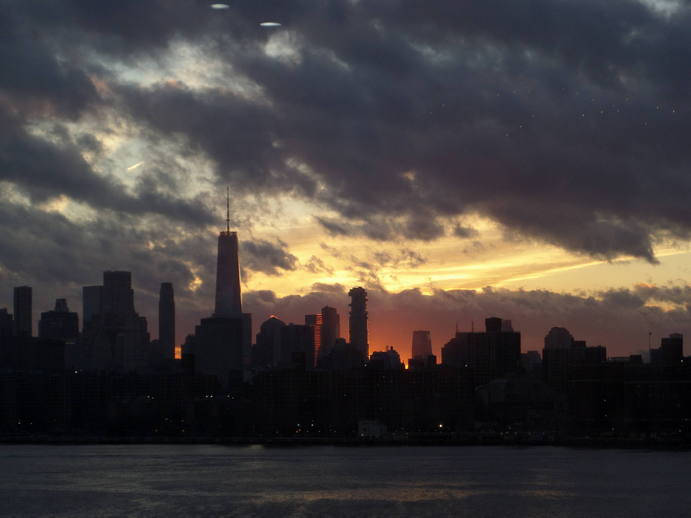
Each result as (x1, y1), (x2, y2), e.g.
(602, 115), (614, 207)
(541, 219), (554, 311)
(1, 226), (687, 364)
(3, 1), (691, 359)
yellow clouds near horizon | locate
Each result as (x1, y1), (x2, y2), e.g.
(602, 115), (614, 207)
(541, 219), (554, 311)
(243, 200), (691, 299)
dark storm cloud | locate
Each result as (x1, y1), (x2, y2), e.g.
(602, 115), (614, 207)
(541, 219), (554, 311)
(0, 1), (219, 229)
(315, 214), (442, 242)
(56, 0), (691, 260)
(630, 283), (691, 307)
(241, 239), (298, 276)
(0, 6), (98, 119)
(0, 109), (215, 225)
(0, 198), (212, 293)
(315, 217), (396, 241)
(315, 217), (350, 237)
(404, 212), (446, 241)
(453, 225), (479, 239)
(600, 288), (646, 309)
(118, 80), (326, 200)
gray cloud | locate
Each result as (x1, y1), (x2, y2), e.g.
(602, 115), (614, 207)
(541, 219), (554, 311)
(0, 106), (216, 227)
(0, 8), (98, 119)
(372, 249), (426, 269)
(600, 288), (646, 309)
(453, 225), (479, 239)
(54, 0), (689, 260)
(241, 239), (298, 276)
(4, 0), (691, 259)
(303, 255), (334, 275)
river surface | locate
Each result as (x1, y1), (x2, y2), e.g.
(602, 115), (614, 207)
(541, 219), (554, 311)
(0, 444), (688, 517)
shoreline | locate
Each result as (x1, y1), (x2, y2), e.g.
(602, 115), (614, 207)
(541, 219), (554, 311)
(1, 435), (690, 450)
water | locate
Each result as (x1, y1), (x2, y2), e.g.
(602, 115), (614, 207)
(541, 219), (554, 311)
(0, 445), (688, 517)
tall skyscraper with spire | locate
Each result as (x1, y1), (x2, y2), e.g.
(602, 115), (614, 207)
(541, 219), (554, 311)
(214, 191), (242, 316)
(184, 187), (251, 385)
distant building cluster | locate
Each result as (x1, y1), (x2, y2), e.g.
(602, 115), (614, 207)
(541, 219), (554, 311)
(0, 224), (690, 443)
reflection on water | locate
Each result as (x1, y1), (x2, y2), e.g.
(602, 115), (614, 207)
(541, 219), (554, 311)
(0, 445), (689, 517)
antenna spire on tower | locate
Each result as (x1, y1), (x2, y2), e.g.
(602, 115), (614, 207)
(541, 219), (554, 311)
(226, 185), (230, 233)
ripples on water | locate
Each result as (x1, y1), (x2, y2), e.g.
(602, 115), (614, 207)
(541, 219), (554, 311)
(0, 444), (689, 517)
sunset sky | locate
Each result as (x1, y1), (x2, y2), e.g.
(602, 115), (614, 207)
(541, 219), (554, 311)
(2, 0), (691, 359)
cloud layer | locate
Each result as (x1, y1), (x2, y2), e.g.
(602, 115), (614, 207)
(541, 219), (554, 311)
(4, 1), (691, 257)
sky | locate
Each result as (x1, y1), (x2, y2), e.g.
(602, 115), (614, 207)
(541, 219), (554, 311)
(2, 0), (691, 359)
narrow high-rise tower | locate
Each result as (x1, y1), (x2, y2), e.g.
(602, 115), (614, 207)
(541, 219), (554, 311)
(214, 188), (242, 317)
(348, 287), (368, 359)
(185, 188), (251, 385)
(13, 286), (32, 337)
(159, 282), (175, 360)
(305, 313), (322, 367)
(320, 306), (340, 356)
(82, 285), (103, 332)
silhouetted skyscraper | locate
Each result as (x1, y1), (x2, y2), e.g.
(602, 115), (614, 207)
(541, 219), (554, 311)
(544, 327), (574, 349)
(412, 330), (432, 359)
(305, 313), (322, 366)
(442, 317), (521, 385)
(305, 313), (322, 367)
(485, 317), (502, 333)
(185, 204), (251, 385)
(0, 309), (12, 340)
(214, 231), (242, 317)
(158, 282), (175, 360)
(652, 333), (684, 366)
(280, 324), (314, 368)
(348, 287), (368, 359)
(368, 346), (403, 370)
(320, 306), (340, 357)
(39, 298), (78, 342)
(191, 313), (250, 384)
(0, 308), (13, 366)
(542, 327), (606, 392)
(102, 271), (134, 318)
(82, 285), (102, 332)
(13, 286), (32, 337)
(253, 316), (286, 368)
(84, 271), (150, 372)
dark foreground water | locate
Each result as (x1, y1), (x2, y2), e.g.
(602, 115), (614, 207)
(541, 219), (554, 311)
(0, 445), (689, 517)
